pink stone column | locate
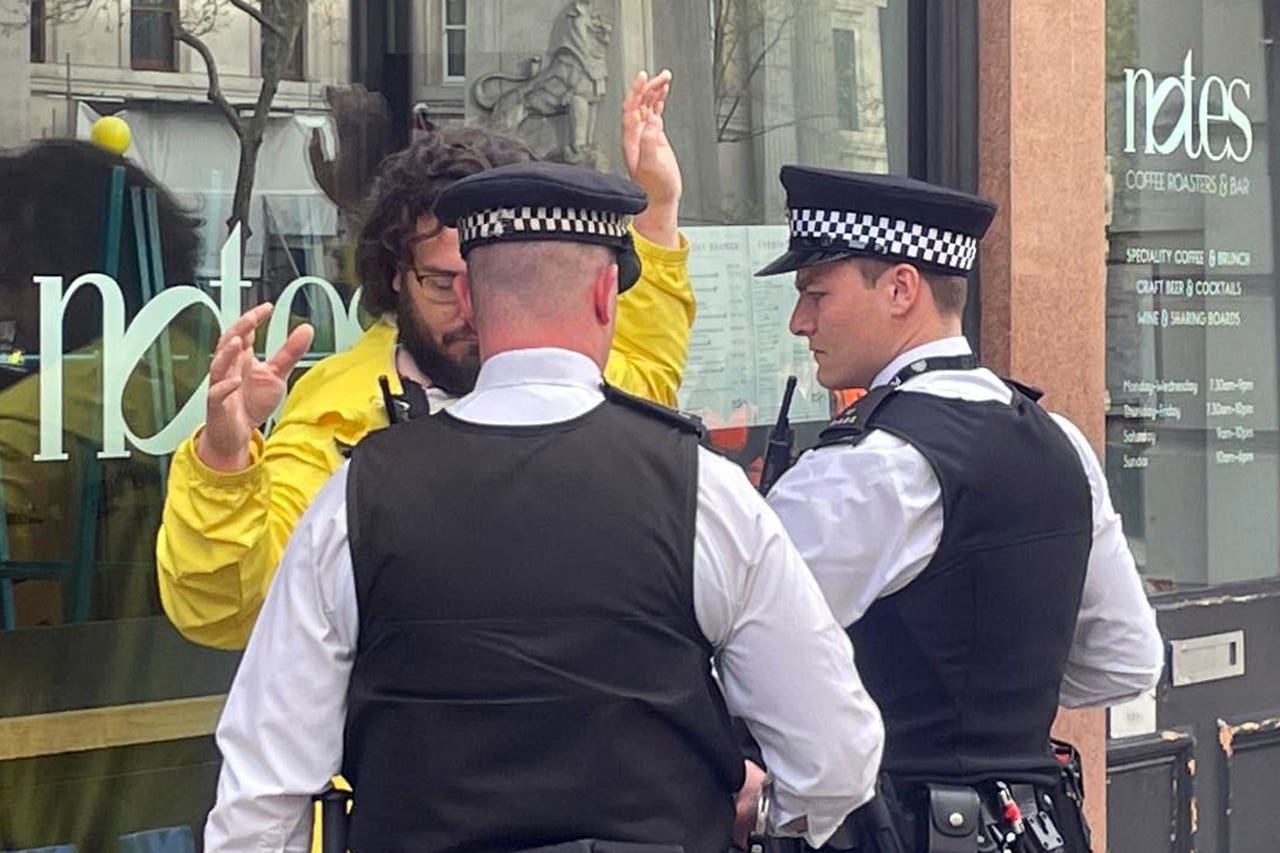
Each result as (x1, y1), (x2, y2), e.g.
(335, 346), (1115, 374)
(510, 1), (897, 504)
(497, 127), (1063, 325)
(977, 0), (1110, 848)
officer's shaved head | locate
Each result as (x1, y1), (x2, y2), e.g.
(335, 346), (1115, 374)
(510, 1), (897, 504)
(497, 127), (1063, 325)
(466, 241), (615, 323)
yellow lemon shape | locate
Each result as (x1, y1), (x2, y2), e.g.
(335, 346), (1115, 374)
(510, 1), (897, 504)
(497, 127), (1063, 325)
(90, 115), (132, 155)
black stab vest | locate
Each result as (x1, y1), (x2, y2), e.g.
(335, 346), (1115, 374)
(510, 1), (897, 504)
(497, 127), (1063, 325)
(343, 389), (744, 853)
(819, 379), (1093, 786)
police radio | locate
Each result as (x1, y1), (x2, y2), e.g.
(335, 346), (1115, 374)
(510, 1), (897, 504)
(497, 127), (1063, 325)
(758, 376), (798, 496)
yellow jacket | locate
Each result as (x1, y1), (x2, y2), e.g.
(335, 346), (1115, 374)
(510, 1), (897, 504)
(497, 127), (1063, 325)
(156, 230), (695, 649)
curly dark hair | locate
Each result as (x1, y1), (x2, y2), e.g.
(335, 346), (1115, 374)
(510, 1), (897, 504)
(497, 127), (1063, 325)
(354, 127), (537, 316)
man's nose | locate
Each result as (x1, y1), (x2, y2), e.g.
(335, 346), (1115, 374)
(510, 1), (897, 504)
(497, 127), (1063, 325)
(789, 299), (813, 337)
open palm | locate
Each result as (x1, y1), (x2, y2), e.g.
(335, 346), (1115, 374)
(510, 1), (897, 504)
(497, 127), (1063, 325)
(622, 69), (682, 206)
(198, 303), (314, 471)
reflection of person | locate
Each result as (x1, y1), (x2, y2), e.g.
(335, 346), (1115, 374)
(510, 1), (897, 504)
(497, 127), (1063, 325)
(158, 71), (696, 649)
(758, 167), (1164, 850)
(204, 161), (882, 853)
(0, 139), (201, 601)
(0, 140), (205, 845)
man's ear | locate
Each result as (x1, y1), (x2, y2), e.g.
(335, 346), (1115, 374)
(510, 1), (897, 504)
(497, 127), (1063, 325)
(593, 263), (618, 325)
(454, 271), (475, 326)
(885, 263), (924, 317)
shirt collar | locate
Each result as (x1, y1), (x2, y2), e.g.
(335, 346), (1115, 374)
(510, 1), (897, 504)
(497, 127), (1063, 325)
(871, 336), (974, 389)
(471, 347), (604, 394)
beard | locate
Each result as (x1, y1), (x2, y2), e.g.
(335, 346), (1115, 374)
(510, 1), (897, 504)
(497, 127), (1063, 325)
(395, 293), (480, 397)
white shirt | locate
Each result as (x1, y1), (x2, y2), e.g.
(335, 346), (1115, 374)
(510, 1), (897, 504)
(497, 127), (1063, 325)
(768, 337), (1165, 709)
(206, 347), (884, 852)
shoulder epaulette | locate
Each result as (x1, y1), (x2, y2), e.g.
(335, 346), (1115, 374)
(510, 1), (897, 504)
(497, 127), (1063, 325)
(602, 383), (707, 438)
(1004, 377), (1045, 402)
(815, 384), (898, 448)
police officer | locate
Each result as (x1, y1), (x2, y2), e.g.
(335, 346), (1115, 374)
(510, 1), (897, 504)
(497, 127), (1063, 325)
(204, 162), (884, 853)
(758, 167), (1165, 853)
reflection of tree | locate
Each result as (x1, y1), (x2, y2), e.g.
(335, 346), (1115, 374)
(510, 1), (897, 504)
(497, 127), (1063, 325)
(711, 0), (883, 144)
(712, 0), (796, 143)
(178, 0), (308, 242)
(7, 0), (309, 243)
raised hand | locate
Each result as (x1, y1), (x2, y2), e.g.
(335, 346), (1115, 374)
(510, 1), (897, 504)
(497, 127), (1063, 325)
(622, 69), (682, 206)
(196, 303), (314, 472)
(622, 70), (682, 248)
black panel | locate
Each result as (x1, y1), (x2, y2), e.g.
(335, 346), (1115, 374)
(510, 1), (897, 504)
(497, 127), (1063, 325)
(1106, 731), (1194, 853)
(1221, 715), (1280, 852)
(1144, 582), (1280, 853)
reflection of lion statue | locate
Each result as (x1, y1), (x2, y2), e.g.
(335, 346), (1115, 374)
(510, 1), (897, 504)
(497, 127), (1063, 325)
(470, 0), (612, 165)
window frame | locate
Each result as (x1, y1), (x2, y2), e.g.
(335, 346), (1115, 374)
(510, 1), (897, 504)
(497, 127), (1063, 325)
(442, 0), (466, 83)
(30, 0), (46, 63)
(130, 0), (179, 73)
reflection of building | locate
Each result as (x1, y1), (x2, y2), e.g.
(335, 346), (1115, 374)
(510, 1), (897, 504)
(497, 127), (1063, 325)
(21, 0), (352, 278)
(717, 0), (897, 223)
(412, 0), (896, 225)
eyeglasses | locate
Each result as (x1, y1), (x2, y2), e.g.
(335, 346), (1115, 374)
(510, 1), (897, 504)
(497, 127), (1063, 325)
(407, 268), (463, 303)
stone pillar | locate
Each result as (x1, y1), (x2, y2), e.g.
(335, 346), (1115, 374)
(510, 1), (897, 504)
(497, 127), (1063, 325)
(0, 13), (32, 146)
(648, 0), (724, 224)
(977, 0), (1109, 847)
(751, 0), (799, 222)
(791, 0), (840, 169)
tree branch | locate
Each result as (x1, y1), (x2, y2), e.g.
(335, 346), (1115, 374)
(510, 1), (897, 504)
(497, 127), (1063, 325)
(717, 11), (793, 141)
(227, 0), (285, 37)
(175, 23), (243, 135)
(719, 113), (839, 144)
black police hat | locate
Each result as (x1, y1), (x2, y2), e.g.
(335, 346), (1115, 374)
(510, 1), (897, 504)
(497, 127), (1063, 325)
(434, 161), (648, 291)
(756, 166), (998, 278)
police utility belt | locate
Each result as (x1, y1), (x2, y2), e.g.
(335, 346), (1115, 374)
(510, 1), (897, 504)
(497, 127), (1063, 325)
(792, 739), (1089, 853)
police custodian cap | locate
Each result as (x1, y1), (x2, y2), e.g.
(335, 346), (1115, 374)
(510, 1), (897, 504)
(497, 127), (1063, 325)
(434, 161), (648, 291)
(756, 166), (998, 278)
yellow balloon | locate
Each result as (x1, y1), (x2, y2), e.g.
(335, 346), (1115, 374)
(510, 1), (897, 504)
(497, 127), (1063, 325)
(90, 115), (132, 155)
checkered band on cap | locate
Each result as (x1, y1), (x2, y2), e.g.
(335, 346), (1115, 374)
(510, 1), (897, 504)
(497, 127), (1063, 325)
(789, 207), (980, 273)
(457, 205), (632, 247)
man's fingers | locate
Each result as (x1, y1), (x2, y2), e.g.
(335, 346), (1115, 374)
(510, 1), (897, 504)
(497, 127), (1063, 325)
(640, 69), (672, 102)
(266, 323), (316, 376)
(207, 373), (244, 407)
(208, 335), (244, 384)
(630, 70), (649, 97)
(215, 302), (274, 352)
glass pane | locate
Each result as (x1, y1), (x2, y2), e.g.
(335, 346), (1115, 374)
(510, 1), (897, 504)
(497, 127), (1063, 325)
(0, 0), (921, 845)
(30, 0), (45, 62)
(446, 28), (465, 77)
(130, 9), (174, 69)
(1105, 1), (1277, 591)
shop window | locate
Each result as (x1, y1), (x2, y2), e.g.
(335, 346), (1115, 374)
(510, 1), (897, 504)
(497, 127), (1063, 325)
(1105, 3), (1278, 590)
(0, 1), (939, 846)
(130, 0), (178, 72)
